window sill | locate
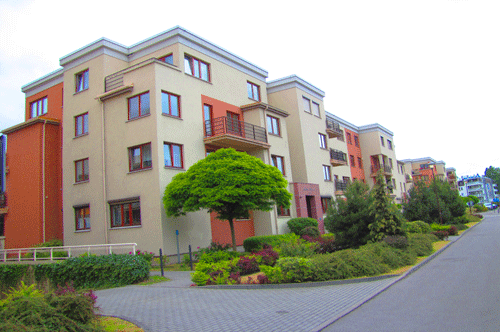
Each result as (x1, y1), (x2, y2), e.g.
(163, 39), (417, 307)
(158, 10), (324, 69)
(324, 180), (332, 182)
(74, 133), (89, 139)
(128, 167), (153, 174)
(127, 113), (151, 123)
(164, 166), (185, 171)
(73, 88), (89, 96)
(184, 73), (212, 84)
(248, 97), (261, 102)
(110, 225), (142, 230)
(320, 147), (328, 151)
(74, 180), (89, 185)
(268, 133), (282, 138)
(161, 113), (182, 120)
(75, 229), (91, 233)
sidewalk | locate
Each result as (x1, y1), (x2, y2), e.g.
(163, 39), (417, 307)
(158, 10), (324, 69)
(96, 220), (481, 332)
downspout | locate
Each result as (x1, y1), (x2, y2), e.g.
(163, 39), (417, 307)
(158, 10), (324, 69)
(100, 101), (109, 244)
(264, 104), (279, 235)
(42, 120), (47, 243)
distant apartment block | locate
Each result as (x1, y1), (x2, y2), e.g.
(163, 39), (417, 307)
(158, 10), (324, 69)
(2, 26), (410, 254)
(458, 175), (499, 204)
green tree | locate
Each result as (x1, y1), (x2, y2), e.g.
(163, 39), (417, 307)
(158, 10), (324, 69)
(485, 166), (500, 191)
(403, 178), (466, 224)
(324, 180), (374, 248)
(163, 148), (292, 251)
(368, 171), (405, 241)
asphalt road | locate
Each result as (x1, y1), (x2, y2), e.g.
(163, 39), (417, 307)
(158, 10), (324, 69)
(323, 212), (500, 332)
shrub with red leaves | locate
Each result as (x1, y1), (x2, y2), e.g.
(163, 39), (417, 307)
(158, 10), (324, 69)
(254, 245), (279, 266)
(431, 230), (449, 240)
(237, 256), (260, 275)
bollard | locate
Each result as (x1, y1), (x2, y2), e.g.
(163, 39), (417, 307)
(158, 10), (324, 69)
(159, 248), (164, 277)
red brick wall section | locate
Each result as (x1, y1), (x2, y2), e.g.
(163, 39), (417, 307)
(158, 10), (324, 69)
(210, 211), (255, 246)
(293, 183), (324, 233)
(344, 129), (365, 181)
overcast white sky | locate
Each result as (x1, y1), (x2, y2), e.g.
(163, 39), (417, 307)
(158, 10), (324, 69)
(0, 0), (498, 177)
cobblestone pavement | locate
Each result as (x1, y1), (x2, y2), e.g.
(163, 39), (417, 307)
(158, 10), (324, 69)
(96, 272), (398, 332)
(95, 220), (482, 332)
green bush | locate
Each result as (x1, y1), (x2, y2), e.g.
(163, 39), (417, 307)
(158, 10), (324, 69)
(276, 257), (313, 283)
(309, 253), (356, 281)
(407, 233), (435, 256)
(198, 250), (240, 264)
(430, 223), (451, 232)
(301, 226), (321, 238)
(361, 242), (415, 269)
(405, 221), (431, 234)
(243, 233), (299, 252)
(287, 218), (318, 235)
(334, 249), (389, 278)
(31, 239), (63, 248)
(382, 235), (409, 250)
(259, 265), (284, 284)
(34, 254), (149, 289)
(0, 265), (29, 291)
(278, 239), (318, 258)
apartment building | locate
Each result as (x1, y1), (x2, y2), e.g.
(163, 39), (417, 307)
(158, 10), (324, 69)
(446, 167), (458, 190)
(0, 135), (5, 249)
(401, 157), (448, 186)
(2, 26), (408, 254)
(458, 175), (499, 203)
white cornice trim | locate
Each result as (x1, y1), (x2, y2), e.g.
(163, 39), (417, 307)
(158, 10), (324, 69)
(21, 68), (64, 96)
(267, 75), (325, 100)
(325, 111), (393, 137)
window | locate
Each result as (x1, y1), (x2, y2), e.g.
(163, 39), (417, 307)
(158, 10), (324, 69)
(392, 178), (396, 188)
(164, 143), (183, 168)
(358, 157), (363, 169)
(75, 158), (89, 182)
(387, 140), (393, 150)
(303, 97), (311, 113)
(75, 113), (88, 136)
(0, 215), (4, 237)
(128, 92), (150, 120)
(129, 143), (152, 171)
(158, 54), (173, 65)
(337, 130), (345, 142)
(354, 135), (359, 147)
(271, 155), (285, 175)
(75, 69), (89, 92)
(277, 205), (290, 217)
(267, 115), (280, 136)
(161, 91), (180, 117)
(380, 136), (385, 146)
(75, 206), (90, 231)
(247, 82), (260, 101)
(389, 158), (393, 168)
(350, 155), (355, 167)
(312, 102), (320, 117)
(319, 133), (327, 149)
(184, 55), (210, 81)
(323, 165), (331, 181)
(346, 132), (352, 145)
(110, 199), (141, 228)
(30, 97), (48, 118)
(321, 197), (332, 214)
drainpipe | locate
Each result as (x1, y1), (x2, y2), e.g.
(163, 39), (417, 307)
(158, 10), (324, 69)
(42, 120), (47, 243)
(100, 101), (109, 244)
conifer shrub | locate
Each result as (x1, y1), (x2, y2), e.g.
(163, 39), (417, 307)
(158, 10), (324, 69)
(404, 221), (431, 234)
(407, 233), (435, 256)
(243, 233), (299, 252)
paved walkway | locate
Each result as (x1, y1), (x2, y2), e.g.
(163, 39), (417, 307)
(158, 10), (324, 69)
(95, 217), (483, 332)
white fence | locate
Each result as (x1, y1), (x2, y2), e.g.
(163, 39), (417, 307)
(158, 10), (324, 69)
(0, 243), (137, 263)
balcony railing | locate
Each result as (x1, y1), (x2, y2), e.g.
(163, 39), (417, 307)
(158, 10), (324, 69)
(335, 180), (349, 192)
(326, 119), (343, 138)
(405, 174), (412, 183)
(0, 192), (5, 208)
(330, 149), (347, 166)
(205, 117), (267, 143)
(371, 165), (392, 175)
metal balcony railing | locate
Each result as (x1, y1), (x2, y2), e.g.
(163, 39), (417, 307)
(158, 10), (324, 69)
(330, 149), (347, 162)
(204, 117), (267, 143)
(0, 192), (5, 208)
(326, 119), (343, 137)
(335, 180), (349, 192)
(371, 165), (393, 174)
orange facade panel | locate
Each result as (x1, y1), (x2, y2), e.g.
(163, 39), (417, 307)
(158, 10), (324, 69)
(344, 129), (365, 181)
(25, 83), (64, 122)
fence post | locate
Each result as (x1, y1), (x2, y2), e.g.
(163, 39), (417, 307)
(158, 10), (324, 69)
(34, 249), (37, 262)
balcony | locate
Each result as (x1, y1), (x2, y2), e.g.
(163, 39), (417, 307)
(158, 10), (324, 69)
(0, 192), (7, 214)
(326, 119), (343, 139)
(371, 165), (392, 177)
(203, 117), (270, 152)
(405, 174), (413, 183)
(330, 149), (348, 166)
(335, 180), (349, 195)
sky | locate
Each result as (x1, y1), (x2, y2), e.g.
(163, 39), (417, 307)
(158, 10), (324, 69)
(0, 0), (498, 177)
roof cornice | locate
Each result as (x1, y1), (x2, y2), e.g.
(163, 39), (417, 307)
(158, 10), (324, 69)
(2, 117), (60, 135)
(267, 75), (325, 100)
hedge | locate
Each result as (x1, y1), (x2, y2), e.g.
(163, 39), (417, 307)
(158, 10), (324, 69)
(243, 233), (299, 252)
